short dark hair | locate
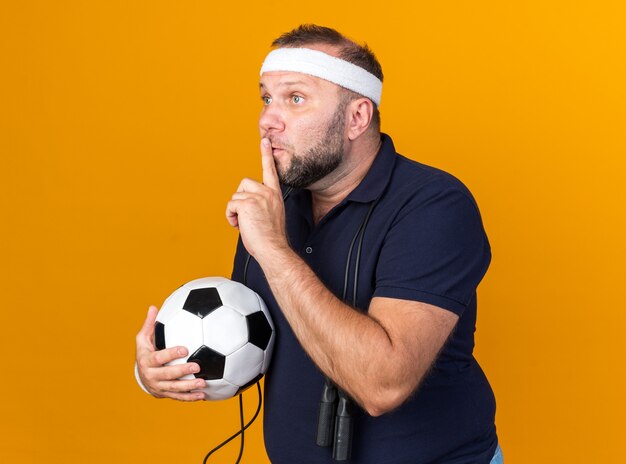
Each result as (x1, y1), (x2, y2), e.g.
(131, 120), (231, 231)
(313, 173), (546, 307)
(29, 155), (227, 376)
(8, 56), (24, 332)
(271, 24), (383, 131)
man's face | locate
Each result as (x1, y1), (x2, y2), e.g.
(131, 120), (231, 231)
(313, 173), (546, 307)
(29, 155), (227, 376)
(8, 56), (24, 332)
(259, 70), (348, 189)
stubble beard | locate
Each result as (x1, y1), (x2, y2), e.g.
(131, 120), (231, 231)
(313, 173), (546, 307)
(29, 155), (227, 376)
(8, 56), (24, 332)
(276, 100), (347, 189)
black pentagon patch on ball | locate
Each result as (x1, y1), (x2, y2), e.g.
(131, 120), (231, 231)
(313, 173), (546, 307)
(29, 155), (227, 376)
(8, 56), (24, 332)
(236, 373), (264, 396)
(246, 311), (272, 350)
(183, 287), (223, 318)
(188, 345), (226, 380)
(154, 322), (166, 350)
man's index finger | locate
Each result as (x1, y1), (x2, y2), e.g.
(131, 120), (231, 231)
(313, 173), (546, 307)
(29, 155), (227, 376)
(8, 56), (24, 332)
(261, 138), (281, 191)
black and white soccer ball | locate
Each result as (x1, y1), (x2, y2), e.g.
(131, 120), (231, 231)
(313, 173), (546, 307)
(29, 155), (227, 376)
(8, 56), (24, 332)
(154, 277), (274, 400)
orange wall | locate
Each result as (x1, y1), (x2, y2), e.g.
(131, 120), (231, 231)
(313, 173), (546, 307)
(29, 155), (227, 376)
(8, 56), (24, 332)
(1, 1), (624, 463)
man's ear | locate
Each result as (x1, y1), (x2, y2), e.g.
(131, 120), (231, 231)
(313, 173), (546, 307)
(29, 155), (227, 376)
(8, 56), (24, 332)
(346, 98), (374, 141)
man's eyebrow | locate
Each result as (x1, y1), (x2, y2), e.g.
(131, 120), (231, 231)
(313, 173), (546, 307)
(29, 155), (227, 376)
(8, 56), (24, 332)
(259, 80), (311, 89)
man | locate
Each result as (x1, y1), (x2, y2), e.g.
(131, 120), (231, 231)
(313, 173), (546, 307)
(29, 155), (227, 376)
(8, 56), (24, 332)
(136, 25), (502, 464)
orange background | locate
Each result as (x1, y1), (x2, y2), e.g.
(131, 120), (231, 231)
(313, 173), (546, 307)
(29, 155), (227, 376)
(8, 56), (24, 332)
(1, 1), (624, 463)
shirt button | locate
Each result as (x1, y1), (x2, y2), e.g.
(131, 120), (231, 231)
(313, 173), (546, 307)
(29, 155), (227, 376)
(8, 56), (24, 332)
(305, 246), (313, 254)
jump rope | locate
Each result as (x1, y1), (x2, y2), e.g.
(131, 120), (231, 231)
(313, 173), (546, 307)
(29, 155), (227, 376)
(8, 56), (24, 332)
(204, 186), (380, 462)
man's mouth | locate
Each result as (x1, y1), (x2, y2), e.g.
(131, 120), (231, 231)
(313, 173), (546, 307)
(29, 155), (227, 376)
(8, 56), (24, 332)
(265, 138), (287, 156)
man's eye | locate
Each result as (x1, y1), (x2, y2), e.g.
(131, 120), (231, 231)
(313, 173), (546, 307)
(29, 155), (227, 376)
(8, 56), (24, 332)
(291, 95), (304, 104)
(262, 96), (272, 105)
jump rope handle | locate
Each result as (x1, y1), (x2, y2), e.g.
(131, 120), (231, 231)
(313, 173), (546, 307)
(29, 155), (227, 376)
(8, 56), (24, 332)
(316, 378), (337, 447)
(332, 390), (353, 461)
(316, 378), (354, 461)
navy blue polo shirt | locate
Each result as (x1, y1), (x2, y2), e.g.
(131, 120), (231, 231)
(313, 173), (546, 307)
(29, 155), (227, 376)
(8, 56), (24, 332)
(231, 134), (497, 464)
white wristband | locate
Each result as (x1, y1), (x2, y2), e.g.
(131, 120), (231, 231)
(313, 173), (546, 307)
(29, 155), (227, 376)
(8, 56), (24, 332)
(134, 362), (154, 396)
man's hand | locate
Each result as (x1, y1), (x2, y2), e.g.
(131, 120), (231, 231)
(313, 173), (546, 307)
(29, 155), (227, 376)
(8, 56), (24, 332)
(135, 305), (206, 401)
(226, 138), (288, 263)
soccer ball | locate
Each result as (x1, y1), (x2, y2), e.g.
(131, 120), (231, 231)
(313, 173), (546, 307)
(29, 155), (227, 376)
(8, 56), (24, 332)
(154, 277), (274, 400)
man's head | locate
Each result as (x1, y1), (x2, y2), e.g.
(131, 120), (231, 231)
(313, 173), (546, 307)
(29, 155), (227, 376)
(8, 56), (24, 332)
(270, 25), (384, 130)
(259, 25), (384, 189)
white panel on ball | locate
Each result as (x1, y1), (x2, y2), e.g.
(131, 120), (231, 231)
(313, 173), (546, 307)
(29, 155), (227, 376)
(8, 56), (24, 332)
(218, 280), (262, 316)
(157, 286), (190, 324)
(223, 344), (264, 386)
(202, 378), (240, 401)
(164, 310), (204, 372)
(202, 306), (248, 356)
(184, 276), (229, 291)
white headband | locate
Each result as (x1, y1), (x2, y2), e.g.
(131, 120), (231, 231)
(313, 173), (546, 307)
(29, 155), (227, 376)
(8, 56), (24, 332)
(260, 48), (382, 106)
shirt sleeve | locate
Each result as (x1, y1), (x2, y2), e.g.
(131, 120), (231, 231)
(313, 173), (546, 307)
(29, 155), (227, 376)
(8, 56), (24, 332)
(373, 181), (491, 316)
(230, 236), (248, 284)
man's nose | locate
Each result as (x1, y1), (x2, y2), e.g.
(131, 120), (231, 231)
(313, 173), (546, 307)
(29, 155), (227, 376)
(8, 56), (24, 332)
(259, 105), (285, 134)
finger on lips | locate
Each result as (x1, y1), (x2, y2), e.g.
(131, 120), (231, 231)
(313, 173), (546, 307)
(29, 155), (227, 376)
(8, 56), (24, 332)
(226, 138), (281, 229)
(261, 138), (280, 191)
